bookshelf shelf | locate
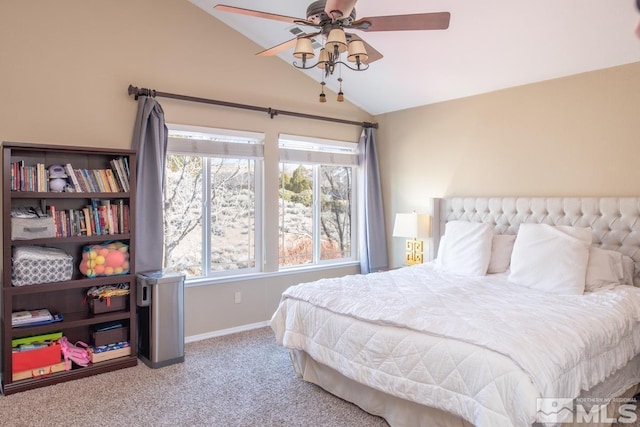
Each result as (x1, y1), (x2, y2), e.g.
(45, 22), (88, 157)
(2, 141), (137, 395)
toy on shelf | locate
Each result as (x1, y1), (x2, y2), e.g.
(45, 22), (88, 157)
(79, 241), (130, 278)
(48, 165), (68, 192)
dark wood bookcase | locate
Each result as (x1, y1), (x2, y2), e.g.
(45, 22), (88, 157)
(1, 142), (137, 394)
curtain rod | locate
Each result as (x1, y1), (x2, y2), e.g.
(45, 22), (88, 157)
(127, 85), (378, 129)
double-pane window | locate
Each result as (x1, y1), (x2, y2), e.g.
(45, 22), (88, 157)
(278, 135), (358, 268)
(164, 126), (263, 279)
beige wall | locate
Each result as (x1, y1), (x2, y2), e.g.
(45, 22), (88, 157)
(6, 0), (639, 334)
(376, 62), (640, 268)
(0, 0), (368, 337)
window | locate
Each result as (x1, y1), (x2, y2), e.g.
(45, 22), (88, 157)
(163, 125), (263, 279)
(278, 135), (358, 268)
(163, 125), (360, 283)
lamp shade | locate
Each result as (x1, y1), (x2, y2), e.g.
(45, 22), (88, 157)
(347, 40), (368, 63)
(317, 47), (329, 69)
(293, 37), (315, 59)
(392, 213), (430, 239)
(326, 28), (347, 53)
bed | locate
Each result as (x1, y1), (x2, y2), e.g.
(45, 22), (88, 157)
(270, 197), (640, 427)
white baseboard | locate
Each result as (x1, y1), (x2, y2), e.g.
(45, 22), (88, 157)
(185, 321), (270, 343)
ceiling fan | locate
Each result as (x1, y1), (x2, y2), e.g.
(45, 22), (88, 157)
(214, 0), (451, 63)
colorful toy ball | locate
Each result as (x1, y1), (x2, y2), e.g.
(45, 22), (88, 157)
(80, 241), (130, 277)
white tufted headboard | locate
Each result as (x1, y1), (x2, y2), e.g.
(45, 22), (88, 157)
(431, 197), (640, 284)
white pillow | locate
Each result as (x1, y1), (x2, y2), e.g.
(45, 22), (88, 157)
(437, 221), (493, 276)
(435, 235), (446, 266)
(509, 224), (591, 295)
(585, 247), (624, 292)
(487, 234), (517, 274)
(622, 256), (636, 287)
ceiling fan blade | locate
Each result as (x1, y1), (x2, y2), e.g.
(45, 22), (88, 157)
(256, 32), (321, 57)
(351, 12), (450, 32)
(214, 4), (314, 26)
(347, 34), (383, 64)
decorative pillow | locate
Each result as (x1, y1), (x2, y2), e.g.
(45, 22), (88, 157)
(435, 235), (447, 266)
(437, 221), (493, 276)
(487, 234), (517, 274)
(622, 256), (636, 287)
(585, 247), (624, 292)
(509, 224), (591, 295)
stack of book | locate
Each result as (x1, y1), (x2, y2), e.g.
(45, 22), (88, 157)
(11, 309), (63, 328)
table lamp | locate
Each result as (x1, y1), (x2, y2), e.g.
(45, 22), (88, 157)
(392, 212), (430, 265)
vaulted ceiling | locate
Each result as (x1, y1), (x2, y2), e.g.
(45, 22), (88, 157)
(191, 0), (640, 115)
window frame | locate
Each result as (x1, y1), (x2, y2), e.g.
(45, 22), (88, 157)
(164, 124), (264, 282)
(162, 125), (361, 285)
(278, 134), (359, 269)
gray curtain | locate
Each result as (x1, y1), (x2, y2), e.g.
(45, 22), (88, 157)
(131, 96), (168, 273)
(358, 127), (388, 273)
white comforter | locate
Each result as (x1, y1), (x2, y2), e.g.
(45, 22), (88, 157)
(270, 263), (640, 426)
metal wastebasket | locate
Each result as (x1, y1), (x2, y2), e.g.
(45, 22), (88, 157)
(136, 270), (185, 368)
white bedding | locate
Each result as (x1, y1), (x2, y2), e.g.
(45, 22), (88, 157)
(270, 263), (640, 426)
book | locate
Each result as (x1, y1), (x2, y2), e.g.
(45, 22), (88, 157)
(92, 170), (107, 192)
(11, 309), (53, 326)
(117, 200), (125, 234)
(111, 158), (129, 192)
(12, 313), (63, 328)
(74, 169), (90, 192)
(98, 169), (113, 192)
(80, 169), (97, 192)
(105, 169), (121, 192)
(82, 207), (93, 236)
(64, 163), (82, 192)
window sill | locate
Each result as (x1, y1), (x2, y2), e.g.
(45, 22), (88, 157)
(184, 261), (361, 288)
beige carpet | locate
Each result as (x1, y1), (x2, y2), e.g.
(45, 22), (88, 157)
(0, 327), (387, 427)
(0, 327), (638, 427)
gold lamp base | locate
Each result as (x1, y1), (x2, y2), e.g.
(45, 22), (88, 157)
(405, 238), (424, 266)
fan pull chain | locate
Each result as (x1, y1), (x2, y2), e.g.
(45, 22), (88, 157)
(337, 65), (344, 102)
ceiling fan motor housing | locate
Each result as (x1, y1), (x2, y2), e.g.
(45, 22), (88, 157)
(306, 0), (356, 26)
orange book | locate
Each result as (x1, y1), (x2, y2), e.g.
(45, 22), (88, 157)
(98, 169), (112, 192)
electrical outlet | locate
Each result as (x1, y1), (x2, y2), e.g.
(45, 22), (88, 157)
(234, 291), (241, 304)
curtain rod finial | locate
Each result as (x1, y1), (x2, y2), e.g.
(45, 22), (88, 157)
(128, 85), (138, 97)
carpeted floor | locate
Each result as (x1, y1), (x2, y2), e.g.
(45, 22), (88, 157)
(0, 327), (638, 427)
(0, 327), (388, 427)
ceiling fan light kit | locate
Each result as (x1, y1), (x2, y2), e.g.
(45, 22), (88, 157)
(326, 28), (348, 53)
(347, 40), (367, 64)
(214, 0), (450, 103)
(293, 38), (315, 60)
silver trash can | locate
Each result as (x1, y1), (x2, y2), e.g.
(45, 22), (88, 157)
(136, 270), (185, 368)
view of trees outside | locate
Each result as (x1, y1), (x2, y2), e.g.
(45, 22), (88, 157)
(279, 163), (353, 266)
(163, 154), (256, 277)
(164, 150), (354, 278)
(164, 155), (203, 276)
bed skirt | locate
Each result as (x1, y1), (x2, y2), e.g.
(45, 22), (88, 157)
(290, 349), (640, 427)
